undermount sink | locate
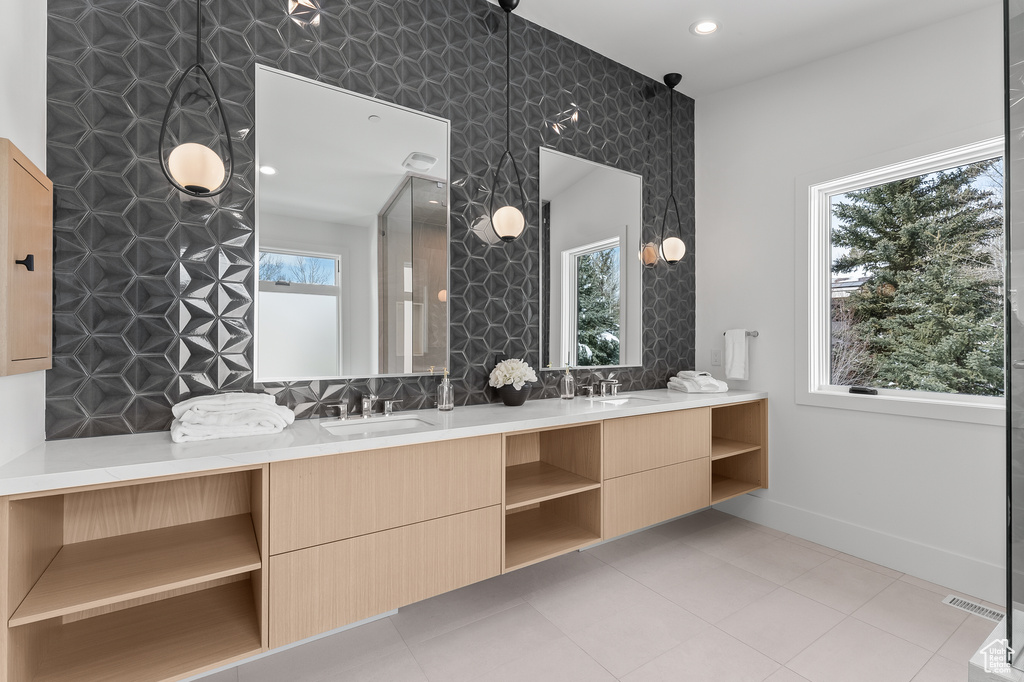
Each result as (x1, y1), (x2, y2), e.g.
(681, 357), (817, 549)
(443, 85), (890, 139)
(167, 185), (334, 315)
(320, 413), (436, 436)
(588, 394), (661, 406)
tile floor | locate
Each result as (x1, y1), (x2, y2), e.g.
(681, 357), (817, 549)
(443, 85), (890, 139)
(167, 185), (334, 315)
(198, 510), (1000, 682)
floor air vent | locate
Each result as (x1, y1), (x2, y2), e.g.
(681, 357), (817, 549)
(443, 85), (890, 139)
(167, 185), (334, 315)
(942, 595), (1004, 622)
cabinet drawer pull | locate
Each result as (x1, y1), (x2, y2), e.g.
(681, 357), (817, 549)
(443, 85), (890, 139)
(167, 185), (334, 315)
(15, 254), (34, 271)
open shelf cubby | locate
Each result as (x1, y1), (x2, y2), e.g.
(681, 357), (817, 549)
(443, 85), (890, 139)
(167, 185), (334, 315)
(4, 468), (267, 682)
(505, 490), (602, 571)
(503, 424), (602, 571)
(710, 401), (767, 504)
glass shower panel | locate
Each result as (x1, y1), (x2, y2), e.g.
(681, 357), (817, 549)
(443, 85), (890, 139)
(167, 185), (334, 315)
(377, 177), (448, 374)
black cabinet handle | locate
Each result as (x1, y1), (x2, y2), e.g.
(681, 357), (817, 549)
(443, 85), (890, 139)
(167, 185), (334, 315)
(15, 254), (34, 272)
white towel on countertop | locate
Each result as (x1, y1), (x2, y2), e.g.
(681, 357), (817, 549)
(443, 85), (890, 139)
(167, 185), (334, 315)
(669, 372), (728, 393)
(171, 418), (286, 443)
(724, 329), (749, 381)
(171, 392), (280, 419)
(170, 393), (295, 443)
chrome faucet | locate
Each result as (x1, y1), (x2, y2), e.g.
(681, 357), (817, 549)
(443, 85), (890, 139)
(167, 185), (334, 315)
(599, 373), (619, 397)
(384, 399), (402, 416)
(324, 402), (350, 420)
(361, 394), (378, 418)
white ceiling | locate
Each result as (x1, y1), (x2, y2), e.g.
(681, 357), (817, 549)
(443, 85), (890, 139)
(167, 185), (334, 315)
(500, 0), (997, 97)
(256, 68), (449, 226)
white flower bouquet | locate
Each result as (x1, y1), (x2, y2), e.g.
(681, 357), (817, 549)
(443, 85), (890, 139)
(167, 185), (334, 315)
(488, 359), (538, 391)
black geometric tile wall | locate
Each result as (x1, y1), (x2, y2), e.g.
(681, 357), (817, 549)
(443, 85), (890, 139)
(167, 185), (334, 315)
(45, 0), (695, 439)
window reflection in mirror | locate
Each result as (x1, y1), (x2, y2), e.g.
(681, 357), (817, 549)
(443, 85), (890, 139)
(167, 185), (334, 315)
(254, 66), (450, 381)
(540, 148), (642, 369)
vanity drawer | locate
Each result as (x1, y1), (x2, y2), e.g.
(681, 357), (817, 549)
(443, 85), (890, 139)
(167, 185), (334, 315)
(603, 458), (710, 539)
(603, 408), (710, 478)
(269, 435), (502, 554)
(269, 505), (501, 647)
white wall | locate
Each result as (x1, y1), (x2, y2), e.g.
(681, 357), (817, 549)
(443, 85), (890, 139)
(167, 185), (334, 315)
(0, 0), (47, 464)
(259, 212), (376, 376)
(696, 6), (1006, 602)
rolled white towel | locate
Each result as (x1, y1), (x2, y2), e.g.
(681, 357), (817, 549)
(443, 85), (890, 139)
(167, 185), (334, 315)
(171, 392), (280, 419)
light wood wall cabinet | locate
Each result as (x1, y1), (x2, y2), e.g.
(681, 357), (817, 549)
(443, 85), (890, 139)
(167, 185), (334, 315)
(0, 139), (53, 376)
(0, 398), (768, 681)
(0, 468), (268, 682)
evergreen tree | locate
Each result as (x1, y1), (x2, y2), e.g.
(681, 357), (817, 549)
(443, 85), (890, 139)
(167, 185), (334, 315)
(576, 247), (621, 366)
(831, 159), (1004, 396)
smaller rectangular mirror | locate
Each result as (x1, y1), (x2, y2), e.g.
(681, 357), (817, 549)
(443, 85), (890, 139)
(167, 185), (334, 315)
(540, 148), (643, 369)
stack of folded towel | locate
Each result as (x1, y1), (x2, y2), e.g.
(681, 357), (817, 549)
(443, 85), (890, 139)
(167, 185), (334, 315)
(170, 393), (295, 443)
(667, 371), (729, 393)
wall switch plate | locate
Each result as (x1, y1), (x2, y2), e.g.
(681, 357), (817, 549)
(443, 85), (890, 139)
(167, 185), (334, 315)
(711, 349), (722, 366)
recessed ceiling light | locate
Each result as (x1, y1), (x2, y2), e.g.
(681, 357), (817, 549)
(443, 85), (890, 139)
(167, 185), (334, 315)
(689, 20), (718, 36)
(259, 165), (277, 175)
(368, 114), (382, 123)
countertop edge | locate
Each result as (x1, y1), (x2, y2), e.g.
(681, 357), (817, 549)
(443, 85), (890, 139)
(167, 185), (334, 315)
(0, 389), (768, 496)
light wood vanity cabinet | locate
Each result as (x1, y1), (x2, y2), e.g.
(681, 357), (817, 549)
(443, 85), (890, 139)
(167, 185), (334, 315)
(270, 506), (500, 647)
(1, 469), (268, 682)
(0, 398), (767, 681)
(603, 459), (710, 539)
(0, 139), (53, 376)
(269, 435), (502, 554)
(603, 408), (710, 478)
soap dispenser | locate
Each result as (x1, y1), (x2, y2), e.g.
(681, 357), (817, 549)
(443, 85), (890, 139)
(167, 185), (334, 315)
(437, 366), (454, 412)
(560, 365), (576, 400)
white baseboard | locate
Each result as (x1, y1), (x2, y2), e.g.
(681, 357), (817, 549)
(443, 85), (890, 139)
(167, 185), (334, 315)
(716, 493), (1005, 605)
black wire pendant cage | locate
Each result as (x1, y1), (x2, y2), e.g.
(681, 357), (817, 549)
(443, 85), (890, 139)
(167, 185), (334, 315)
(488, 0), (527, 243)
(158, 0), (235, 198)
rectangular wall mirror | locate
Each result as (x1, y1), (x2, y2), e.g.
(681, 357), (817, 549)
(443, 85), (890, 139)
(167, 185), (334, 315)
(540, 148), (643, 370)
(255, 66), (450, 381)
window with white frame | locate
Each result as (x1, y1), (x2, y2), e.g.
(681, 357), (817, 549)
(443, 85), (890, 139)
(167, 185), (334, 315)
(257, 249), (343, 379)
(806, 139), (1004, 407)
(561, 237), (621, 367)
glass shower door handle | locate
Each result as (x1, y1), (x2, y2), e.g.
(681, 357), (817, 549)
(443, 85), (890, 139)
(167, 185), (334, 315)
(1014, 361), (1024, 369)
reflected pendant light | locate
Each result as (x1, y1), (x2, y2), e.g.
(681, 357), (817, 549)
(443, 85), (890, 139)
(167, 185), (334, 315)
(489, 0), (526, 243)
(158, 0), (234, 198)
(659, 73), (687, 264)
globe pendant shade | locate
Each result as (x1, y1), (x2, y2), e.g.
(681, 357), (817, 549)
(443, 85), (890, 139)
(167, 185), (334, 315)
(167, 142), (226, 194)
(660, 236), (686, 263)
(639, 242), (660, 268)
(492, 205), (525, 242)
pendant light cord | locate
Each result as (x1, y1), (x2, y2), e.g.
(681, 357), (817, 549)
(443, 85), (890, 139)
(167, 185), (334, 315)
(660, 86), (676, 245)
(195, 0), (203, 67)
(505, 12), (511, 154)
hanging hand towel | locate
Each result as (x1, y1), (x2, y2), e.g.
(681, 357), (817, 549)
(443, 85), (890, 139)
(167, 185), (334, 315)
(724, 329), (749, 381)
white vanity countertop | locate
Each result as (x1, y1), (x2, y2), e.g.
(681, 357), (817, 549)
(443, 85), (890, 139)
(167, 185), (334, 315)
(0, 389), (767, 496)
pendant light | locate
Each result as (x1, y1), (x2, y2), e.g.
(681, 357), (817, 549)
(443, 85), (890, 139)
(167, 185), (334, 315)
(659, 73), (687, 264)
(489, 0), (526, 243)
(158, 0), (234, 198)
